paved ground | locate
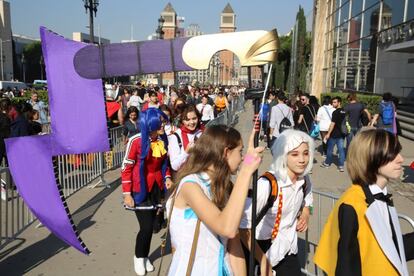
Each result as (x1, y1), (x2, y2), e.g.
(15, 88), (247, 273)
(1, 101), (413, 275)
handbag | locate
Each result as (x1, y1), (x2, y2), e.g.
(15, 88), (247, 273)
(304, 105), (319, 138)
(309, 122), (320, 138)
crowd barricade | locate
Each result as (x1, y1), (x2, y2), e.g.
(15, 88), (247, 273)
(0, 93), (246, 250)
(206, 93), (245, 127)
(0, 125), (125, 250)
(300, 190), (414, 276)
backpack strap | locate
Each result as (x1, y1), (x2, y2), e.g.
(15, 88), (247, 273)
(323, 106), (332, 120)
(306, 105), (316, 120)
(255, 171), (279, 226)
(173, 132), (182, 150)
(277, 105), (286, 118)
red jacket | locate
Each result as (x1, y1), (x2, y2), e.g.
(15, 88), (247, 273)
(121, 135), (171, 194)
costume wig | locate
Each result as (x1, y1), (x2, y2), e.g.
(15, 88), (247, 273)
(134, 107), (169, 204)
(270, 129), (314, 182)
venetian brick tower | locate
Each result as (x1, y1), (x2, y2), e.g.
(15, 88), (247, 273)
(161, 3), (177, 85)
(219, 3), (236, 85)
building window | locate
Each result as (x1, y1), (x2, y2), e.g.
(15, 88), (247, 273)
(408, 0), (414, 21)
(346, 65), (358, 90)
(362, 3), (380, 37)
(351, 0), (363, 18)
(163, 15), (173, 23)
(382, 0), (405, 29)
(364, 0), (380, 10)
(340, 1), (350, 24)
(359, 36), (376, 92)
(222, 16), (233, 24)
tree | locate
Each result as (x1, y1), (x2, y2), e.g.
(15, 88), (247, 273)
(23, 41), (43, 83)
(273, 35), (292, 90)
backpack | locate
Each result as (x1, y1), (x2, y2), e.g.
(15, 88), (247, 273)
(260, 103), (270, 122)
(172, 130), (202, 150)
(359, 109), (369, 127)
(172, 132), (183, 150)
(277, 106), (293, 134)
(340, 112), (350, 136)
(249, 172), (307, 227)
(381, 102), (394, 125)
(304, 105), (319, 138)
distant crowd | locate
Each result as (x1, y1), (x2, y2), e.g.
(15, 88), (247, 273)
(258, 90), (397, 171)
(0, 91), (48, 165)
(103, 82), (245, 144)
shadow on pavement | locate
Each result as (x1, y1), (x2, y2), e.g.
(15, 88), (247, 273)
(0, 179), (120, 275)
(148, 234), (172, 262)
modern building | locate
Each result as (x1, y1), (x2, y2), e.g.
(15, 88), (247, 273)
(12, 34), (40, 82)
(310, 0), (414, 99)
(0, 0), (13, 81)
(72, 32), (110, 45)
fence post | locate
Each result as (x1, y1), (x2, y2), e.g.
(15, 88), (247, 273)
(88, 152), (109, 189)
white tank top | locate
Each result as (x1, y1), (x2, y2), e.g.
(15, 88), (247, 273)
(166, 172), (232, 276)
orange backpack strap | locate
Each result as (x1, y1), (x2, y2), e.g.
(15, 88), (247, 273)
(255, 171), (279, 226)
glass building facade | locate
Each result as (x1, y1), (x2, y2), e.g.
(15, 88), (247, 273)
(321, 0), (414, 96)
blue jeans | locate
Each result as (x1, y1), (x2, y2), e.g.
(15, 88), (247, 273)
(325, 137), (345, 167)
(346, 128), (359, 153)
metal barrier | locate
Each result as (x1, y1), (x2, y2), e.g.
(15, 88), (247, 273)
(0, 125), (125, 250)
(300, 189), (414, 276)
(0, 93), (245, 250)
(206, 94), (245, 127)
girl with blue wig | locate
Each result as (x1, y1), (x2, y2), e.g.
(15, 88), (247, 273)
(121, 107), (173, 275)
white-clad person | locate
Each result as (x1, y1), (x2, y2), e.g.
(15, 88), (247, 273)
(316, 95), (335, 157)
(196, 95), (215, 126)
(167, 104), (203, 172)
(239, 129), (314, 276)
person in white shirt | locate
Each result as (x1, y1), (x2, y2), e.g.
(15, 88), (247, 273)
(316, 96), (335, 156)
(269, 93), (294, 147)
(196, 95), (214, 125)
(127, 89), (144, 110)
(239, 129), (314, 276)
(167, 105), (203, 171)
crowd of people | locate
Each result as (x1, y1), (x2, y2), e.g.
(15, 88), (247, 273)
(260, 90), (399, 172)
(118, 82), (245, 275)
(0, 91), (48, 166)
(120, 84), (413, 276)
(103, 82), (242, 144)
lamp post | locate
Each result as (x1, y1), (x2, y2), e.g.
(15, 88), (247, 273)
(156, 16), (165, 39)
(39, 55), (44, 80)
(83, 0), (99, 44)
(21, 53), (26, 83)
(156, 16), (165, 85)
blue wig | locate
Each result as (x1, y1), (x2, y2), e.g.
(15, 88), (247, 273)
(134, 107), (169, 205)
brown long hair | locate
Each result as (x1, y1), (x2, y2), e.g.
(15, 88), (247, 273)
(172, 125), (242, 209)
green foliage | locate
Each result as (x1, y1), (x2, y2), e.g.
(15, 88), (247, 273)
(273, 35), (291, 90)
(321, 92), (383, 114)
(23, 42), (43, 83)
(10, 90), (49, 105)
(273, 62), (286, 90)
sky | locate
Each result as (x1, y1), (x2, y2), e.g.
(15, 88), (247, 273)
(10, 0), (313, 42)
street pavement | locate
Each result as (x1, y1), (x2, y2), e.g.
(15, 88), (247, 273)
(0, 101), (413, 275)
